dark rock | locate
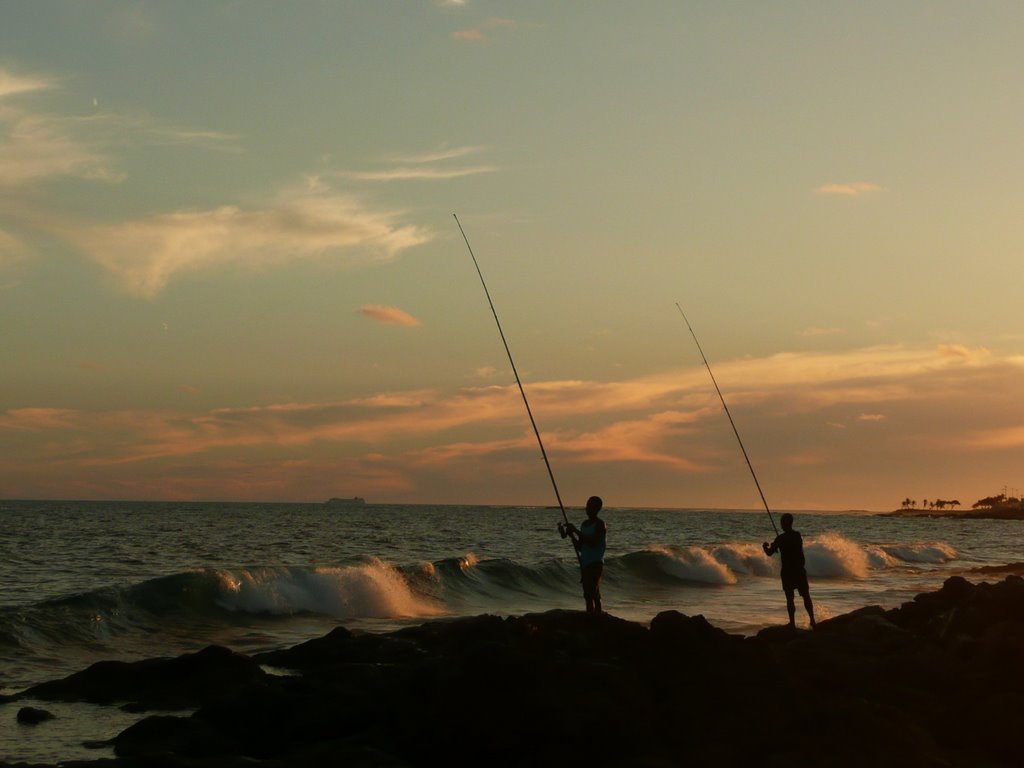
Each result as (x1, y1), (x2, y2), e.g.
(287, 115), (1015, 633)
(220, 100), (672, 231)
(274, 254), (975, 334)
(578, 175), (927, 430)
(252, 625), (354, 670)
(22, 644), (266, 710)
(650, 610), (741, 648)
(16, 579), (1024, 767)
(113, 713), (238, 759)
(16, 705), (55, 725)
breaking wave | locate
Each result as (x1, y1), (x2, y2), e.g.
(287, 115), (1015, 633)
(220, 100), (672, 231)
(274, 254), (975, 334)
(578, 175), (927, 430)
(878, 542), (958, 564)
(804, 532), (872, 578)
(614, 534), (958, 585)
(0, 537), (958, 660)
(617, 544), (772, 585)
(212, 560), (445, 619)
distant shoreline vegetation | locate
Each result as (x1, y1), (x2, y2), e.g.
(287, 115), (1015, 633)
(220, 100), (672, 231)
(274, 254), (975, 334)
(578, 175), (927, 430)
(882, 492), (1024, 519)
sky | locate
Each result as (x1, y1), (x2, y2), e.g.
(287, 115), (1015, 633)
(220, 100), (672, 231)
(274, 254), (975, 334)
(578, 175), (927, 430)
(1, 1), (1023, 511)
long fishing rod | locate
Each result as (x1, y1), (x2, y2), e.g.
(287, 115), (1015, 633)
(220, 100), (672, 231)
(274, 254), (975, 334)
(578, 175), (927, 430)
(676, 303), (778, 536)
(454, 214), (581, 564)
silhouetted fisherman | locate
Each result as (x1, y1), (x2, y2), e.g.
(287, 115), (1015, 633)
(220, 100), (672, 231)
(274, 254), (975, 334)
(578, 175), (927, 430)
(559, 496), (607, 615)
(762, 513), (816, 629)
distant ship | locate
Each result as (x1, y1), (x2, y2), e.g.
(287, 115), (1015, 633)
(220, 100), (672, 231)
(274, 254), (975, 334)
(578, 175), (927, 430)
(324, 496), (366, 507)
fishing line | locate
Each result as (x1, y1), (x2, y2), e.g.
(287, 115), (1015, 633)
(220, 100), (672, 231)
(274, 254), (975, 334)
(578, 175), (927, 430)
(676, 303), (779, 536)
(454, 214), (582, 564)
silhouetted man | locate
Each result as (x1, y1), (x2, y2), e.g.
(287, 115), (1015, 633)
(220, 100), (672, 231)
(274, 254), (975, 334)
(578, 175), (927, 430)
(559, 496), (607, 615)
(763, 513), (816, 629)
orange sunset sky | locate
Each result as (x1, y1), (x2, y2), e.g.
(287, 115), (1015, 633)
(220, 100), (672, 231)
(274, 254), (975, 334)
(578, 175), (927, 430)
(2, 2), (1022, 510)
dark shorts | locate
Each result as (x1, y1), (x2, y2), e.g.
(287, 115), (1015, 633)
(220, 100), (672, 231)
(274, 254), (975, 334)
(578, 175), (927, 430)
(781, 569), (809, 596)
(581, 562), (603, 592)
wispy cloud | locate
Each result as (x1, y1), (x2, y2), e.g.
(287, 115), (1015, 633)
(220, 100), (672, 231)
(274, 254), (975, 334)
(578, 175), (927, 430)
(386, 146), (485, 164)
(125, 122), (242, 152)
(965, 425), (1024, 449)
(0, 70), (54, 99)
(4, 344), (1022, 503)
(65, 184), (432, 297)
(554, 411), (713, 471)
(815, 182), (886, 197)
(5, 342), (1015, 464)
(341, 165), (497, 182)
(453, 17), (518, 42)
(356, 305), (422, 327)
(0, 407), (79, 431)
(0, 108), (119, 187)
(857, 413), (886, 422)
(0, 67), (241, 189)
(338, 145), (496, 182)
(938, 343), (988, 360)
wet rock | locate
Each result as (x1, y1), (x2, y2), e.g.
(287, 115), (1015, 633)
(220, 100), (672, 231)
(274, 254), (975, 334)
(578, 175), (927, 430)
(16, 706), (55, 725)
(22, 644), (266, 711)
(113, 714), (236, 759)
(14, 578), (1024, 767)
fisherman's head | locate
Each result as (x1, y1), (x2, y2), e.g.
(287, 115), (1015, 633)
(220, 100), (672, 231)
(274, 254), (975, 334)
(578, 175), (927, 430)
(780, 513), (794, 531)
(586, 496), (603, 517)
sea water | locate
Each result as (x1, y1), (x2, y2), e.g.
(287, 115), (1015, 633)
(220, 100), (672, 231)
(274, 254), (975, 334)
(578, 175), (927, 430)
(0, 500), (1020, 763)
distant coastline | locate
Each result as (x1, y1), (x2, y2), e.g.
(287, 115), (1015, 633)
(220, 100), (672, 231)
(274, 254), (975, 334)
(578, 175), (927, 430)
(879, 505), (1024, 520)
(880, 490), (1024, 520)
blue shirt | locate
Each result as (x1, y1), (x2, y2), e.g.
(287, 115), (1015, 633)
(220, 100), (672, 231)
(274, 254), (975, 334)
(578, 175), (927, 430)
(578, 518), (607, 567)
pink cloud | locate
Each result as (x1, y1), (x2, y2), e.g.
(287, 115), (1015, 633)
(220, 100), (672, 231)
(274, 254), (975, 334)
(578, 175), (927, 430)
(0, 407), (79, 431)
(815, 182), (885, 197)
(799, 327), (842, 337)
(355, 305), (421, 327)
(965, 425), (1024, 449)
(453, 17), (517, 41)
(3, 344), (1023, 506)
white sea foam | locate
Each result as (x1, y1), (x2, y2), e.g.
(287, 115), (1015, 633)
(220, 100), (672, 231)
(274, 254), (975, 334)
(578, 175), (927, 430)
(709, 543), (777, 577)
(880, 542), (957, 564)
(646, 545), (737, 585)
(865, 546), (898, 569)
(213, 561), (444, 619)
(803, 532), (871, 578)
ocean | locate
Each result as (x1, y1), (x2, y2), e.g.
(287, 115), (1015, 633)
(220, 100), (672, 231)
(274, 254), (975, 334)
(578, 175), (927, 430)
(1, 499), (1020, 764)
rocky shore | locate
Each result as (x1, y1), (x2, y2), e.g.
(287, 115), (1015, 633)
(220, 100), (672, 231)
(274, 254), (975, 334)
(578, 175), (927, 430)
(5, 576), (1024, 767)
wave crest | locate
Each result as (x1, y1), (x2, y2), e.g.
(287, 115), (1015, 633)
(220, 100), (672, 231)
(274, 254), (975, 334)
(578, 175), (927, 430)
(620, 546), (737, 585)
(212, 561), (444, 620)
(804, 532), (871, 578)
(880, 542), (957, 564)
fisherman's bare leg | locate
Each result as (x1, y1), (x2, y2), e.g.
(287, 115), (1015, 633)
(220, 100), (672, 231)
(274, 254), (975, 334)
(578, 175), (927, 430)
(800, 585), (816, 628)
(784, 587), (797, 628)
